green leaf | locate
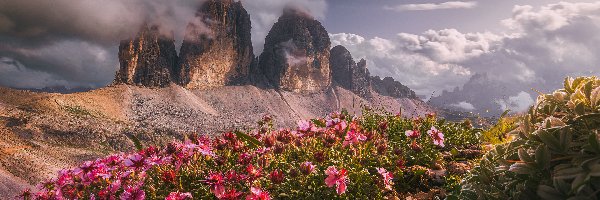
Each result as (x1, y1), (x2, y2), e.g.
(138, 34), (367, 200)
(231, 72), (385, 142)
(537, 185), (564, 200)
(572, 77), (586, 90)
(536, 145), (551, 168)
(451, 148), (459, 157)
(519, 149), (534, 163)
(590, 86), (600, 108)
(125, 133), (143, 151)
(234, 130), (263, 149)
(572, 113), (600, 129)
(524, 114), (532, 134)
(583, 80), (594, 100)
(580, 157), (600, 170)
(311, 119), (326, 128)
(571, 172), (590, 191)
(555, 166), (584, 180)
(589, 164), (600, 177)
(553, 178), (570, 194)
(537, 130), (561, 152)
(501, 109), (511, 119)
(575, 102), (585, 116)
(565, 77), (574, 94)
(559, 130), (571, 152)
(509, 163), (535, 174)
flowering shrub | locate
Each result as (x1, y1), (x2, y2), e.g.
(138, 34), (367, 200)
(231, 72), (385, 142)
(22, 109), (485, 199)
(455, 76), (600, 199)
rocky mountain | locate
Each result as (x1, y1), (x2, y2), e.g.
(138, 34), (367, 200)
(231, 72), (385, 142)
(258, 8), (331, 93)
(0, 2), (429, 197)
(371, 76), (417, 99)
(429, 73), (519, 117)
(178, 0), (254, 89)
(114, 24), (178, 87)
(330, 45), (371, 98)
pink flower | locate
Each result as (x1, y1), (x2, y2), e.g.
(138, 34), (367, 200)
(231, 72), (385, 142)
(245, 187), (271, 200)
(405, 129), (420, 138)
(377, 168), (394, 190)
(343, 129), (366, 147)
(219, 189), (243, 200)
(166, 192), (193, 200)
(124, 154), (147, 169)
(300, 161), (316, 175)
(120, 184), (145, 200)
(324, 166), (349, 195)
(269, 169), (285, 184)
(246, 164), (262, 178)
(427, 126), (445, 147)
(326, 117), (347, 131)
(204, 173), (225, 198)
(297, 120), (312, 132)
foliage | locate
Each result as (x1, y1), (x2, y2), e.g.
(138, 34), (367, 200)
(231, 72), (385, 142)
(480, 110), (518, 145)
(21, 110), (485, 199)
(456, 76), (600, 200)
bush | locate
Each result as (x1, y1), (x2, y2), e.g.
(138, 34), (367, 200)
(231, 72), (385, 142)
(455, 76), (600, 200)
(21, 110), (485, 199)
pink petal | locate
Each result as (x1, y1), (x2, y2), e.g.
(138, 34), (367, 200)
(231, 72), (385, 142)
(337, 181), (347, 195)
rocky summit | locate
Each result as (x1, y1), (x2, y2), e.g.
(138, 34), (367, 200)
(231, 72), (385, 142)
(329, 45), (372, 98)
(258, 8), (331, 93)
(178, 0), (254, 89)
(114, 24), (178, 87)
(371, 76), (417, 99)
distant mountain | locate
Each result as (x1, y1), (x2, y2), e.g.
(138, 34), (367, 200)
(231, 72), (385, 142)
(429, 73), (521, 117)
(20, 86), (94, 94)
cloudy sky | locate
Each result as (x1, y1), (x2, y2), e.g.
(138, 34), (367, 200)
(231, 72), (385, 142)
(1, 0), (599, 114)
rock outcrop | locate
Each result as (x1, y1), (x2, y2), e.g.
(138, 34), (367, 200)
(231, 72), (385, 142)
(178, 0), (254, 89)
(329, 45), (371, 98)
(258, 8), (331, 93)
(114, 24), (178, 87)
(371, 76), (417, 99)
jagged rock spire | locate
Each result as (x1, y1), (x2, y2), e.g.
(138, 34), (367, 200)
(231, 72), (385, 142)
(258, 7), (331, 93)
(178, 0), (254, 89)
(114, 24), (178, 87)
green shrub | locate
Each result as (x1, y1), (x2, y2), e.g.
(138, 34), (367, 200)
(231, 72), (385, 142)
(455, 76), (600, 200)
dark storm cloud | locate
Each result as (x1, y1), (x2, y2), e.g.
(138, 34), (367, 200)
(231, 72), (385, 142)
(0, 0), (328, 89)
(0, 0), (205, 47)
(0, 0), (206, 89)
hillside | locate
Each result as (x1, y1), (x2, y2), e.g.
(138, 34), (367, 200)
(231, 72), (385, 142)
(0, 85), (433, 198)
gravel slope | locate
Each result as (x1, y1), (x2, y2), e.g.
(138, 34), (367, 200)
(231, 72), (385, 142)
(0, 85), (435, 197)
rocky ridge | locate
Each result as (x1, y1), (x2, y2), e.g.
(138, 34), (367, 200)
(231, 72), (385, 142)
(112, 1), (416, 99)
(371, 76), (417, 99)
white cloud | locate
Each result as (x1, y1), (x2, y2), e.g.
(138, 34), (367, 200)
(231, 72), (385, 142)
(384, 1), (477, 12)
(330, 31), (476, 95)
(495, 91), (534, 113)
(332, 1), (600, 115)
(241, 0), (327, 54)
(450, 101), (475, 110)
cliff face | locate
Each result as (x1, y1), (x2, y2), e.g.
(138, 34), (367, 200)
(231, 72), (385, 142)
(258, 8), (331, 93)
(114, 25), (178, 87)
(178, 0), (253, 89)
(329, 45), (371, 98)
(371, 76), (417, 99)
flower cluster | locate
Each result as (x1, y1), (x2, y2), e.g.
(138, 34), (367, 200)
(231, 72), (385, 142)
(23, 110), (483, 199)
